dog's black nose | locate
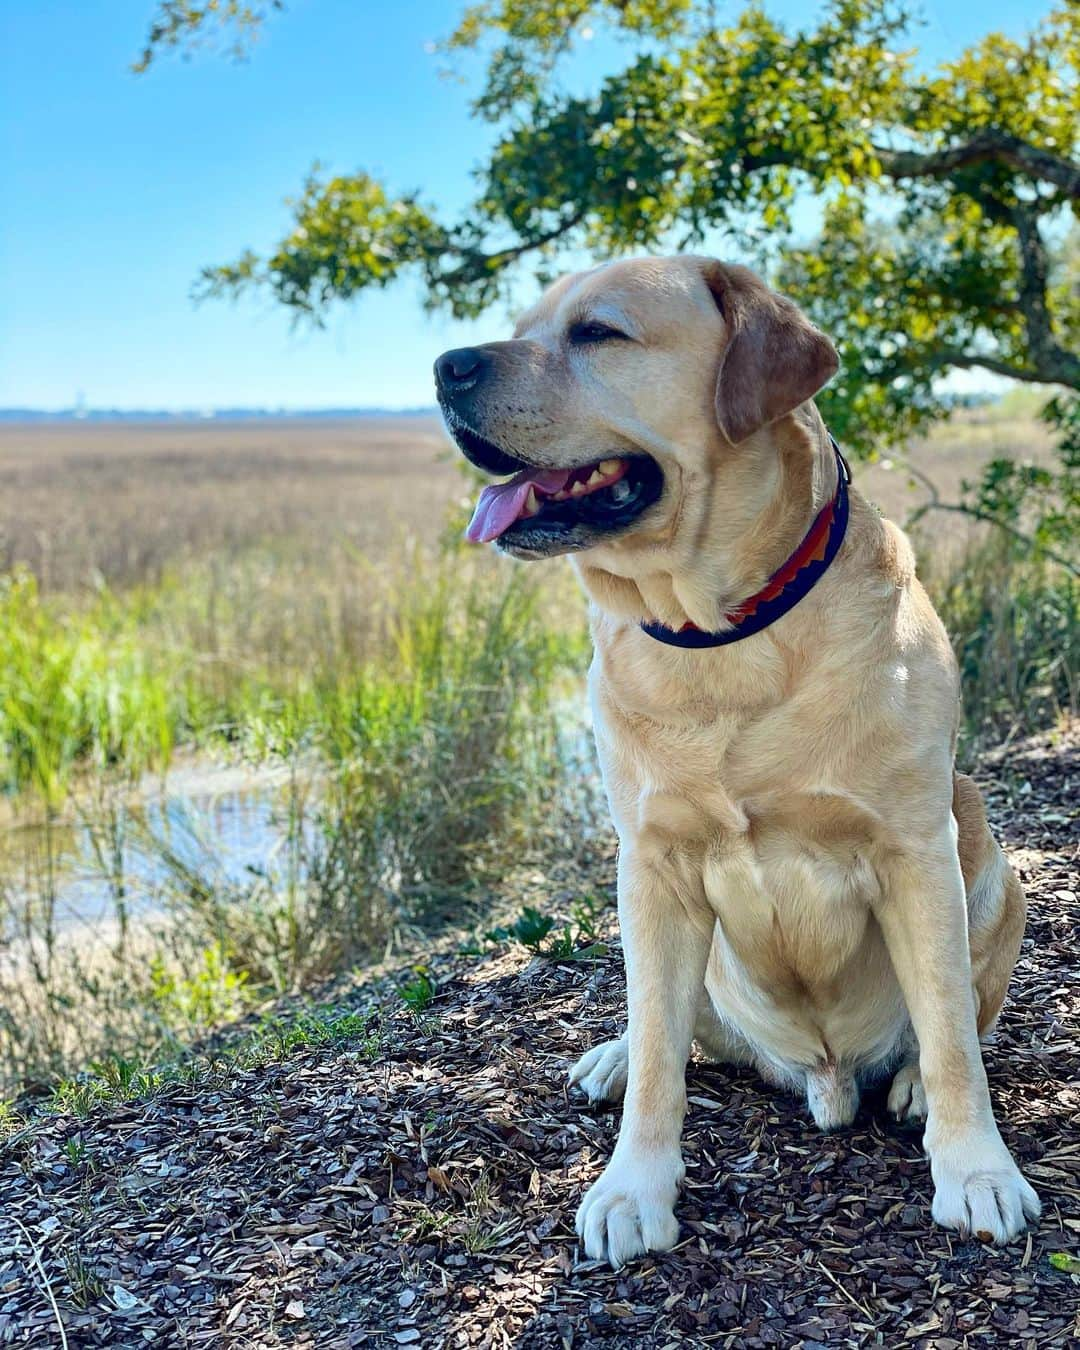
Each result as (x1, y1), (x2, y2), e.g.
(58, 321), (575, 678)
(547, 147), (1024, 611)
(434, 347), (488, 392)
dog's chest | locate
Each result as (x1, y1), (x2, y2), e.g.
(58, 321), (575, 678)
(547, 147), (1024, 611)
(682, 753), (906, 1068)
(596, 685), (905, 1069)
(700, 805), (902, 1062)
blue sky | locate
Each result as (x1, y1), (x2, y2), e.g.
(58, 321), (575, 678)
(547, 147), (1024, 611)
(0, 0), (1037, 410)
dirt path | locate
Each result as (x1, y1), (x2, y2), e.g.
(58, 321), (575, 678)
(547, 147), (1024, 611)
(2, 726), (1077, 1348)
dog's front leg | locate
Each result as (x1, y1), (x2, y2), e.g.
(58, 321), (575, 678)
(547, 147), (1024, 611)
(576, 844), (712, 1266)
(876, 833), (1040, 1243)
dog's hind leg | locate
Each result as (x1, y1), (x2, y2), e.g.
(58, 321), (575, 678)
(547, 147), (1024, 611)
(888, 1056), (928, 1122)
(955, 773), (1027, 1039)
(692, 984), (757, 1067)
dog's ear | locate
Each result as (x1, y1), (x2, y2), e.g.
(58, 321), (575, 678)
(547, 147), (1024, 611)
(703, 262), (838, 446)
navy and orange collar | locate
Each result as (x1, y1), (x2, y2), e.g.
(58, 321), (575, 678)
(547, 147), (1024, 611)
(641, 437), (851, 649)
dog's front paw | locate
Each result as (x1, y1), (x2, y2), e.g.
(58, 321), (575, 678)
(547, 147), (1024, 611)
(575, 1150), (683, 1267)
(929, 1132), (1041, 1244)
(569, 1037), (628, 1105)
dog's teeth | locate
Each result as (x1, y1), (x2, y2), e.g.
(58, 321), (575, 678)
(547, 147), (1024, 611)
(524, 486), (540, 515)
(570, 481), (588, 497)
(598, 459), (622, 476)
(587, 469), (604, 487)
(611, 479), (631, 503)
(552, 489), (569, 501)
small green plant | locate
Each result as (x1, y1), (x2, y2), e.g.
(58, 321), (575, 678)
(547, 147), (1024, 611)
(87, 1055), (141, 1095)
(37, 1002), (381, 1121)
(63, 1249), (106, 1309)
(404, 1201), (455, 1242)
(460, 1173), (514, 1254)
(398, 967), (437, 1013)
(570, 893), (605, 942)
(541, 925), (607, 962)
(486, 897), (608, 962)
(250, 1008), (377, 1060)
(148, 944), (251, 1035)
(485, 906), (556, 953)
(61, 1136), (89, 1169)
(399, 1169), (512, 1253)
(51, 1057), (164, 1118)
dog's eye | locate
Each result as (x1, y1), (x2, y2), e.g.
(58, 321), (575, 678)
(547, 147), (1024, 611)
(568, 321), (626, 345)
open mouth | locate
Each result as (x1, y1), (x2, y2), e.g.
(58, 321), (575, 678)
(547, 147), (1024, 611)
(464, 455), (626, 540)
(465, 452), (664, 555)
(442, 412), (663, 555)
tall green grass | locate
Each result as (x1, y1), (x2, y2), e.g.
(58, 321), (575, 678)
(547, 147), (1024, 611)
(0, 573), (176, 802)
(0, 539), (588, 803)
(150, 560), (581, 993)
(920, 534), (1078, 759)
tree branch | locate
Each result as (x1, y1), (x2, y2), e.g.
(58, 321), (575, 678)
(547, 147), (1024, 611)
(874, 131), (1080, 200)
(913, 191), (1080, 391)
(483, 213), (588, 268)
(902, 461), (1080, 577)
(435, 212), (587, 289)
(924, 350), (1065, 384)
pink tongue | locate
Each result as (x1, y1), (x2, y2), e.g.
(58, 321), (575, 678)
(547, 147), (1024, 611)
(465, 468), (572, 543)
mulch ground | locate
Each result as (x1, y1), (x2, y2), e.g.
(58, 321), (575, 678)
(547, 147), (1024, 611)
(2, 724), (1077, 1349)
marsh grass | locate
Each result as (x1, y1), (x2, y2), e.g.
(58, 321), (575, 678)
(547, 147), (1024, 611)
(0, 415), (458, 591)
(0, 573), (176, 802)
(920, 533), (1078, 759)
(140, 555), (582, 993)
(0, 539), (589, 1097)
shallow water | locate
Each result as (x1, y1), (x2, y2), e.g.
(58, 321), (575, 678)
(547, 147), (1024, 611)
(0, 760), (302, 933)
(1, 703), (603, 938)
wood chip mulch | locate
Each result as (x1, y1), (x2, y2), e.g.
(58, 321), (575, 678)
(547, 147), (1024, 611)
(1, 724), (1077, 1348)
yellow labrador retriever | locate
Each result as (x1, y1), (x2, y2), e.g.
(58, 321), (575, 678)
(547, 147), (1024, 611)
(434, 255), (1039, 1268)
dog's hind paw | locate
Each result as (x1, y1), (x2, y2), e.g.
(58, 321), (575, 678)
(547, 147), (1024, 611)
(569, 1036), (628, 1105)
(887, 1061), (927, 1123)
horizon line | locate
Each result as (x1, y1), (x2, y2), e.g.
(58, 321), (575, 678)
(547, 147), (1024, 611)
(0, 405), (442, 422)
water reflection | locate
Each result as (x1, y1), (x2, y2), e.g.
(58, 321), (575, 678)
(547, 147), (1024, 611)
(1, 702), (603, 939)
(0, 762), (302, 933)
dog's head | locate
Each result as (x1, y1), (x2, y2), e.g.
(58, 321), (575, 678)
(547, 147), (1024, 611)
(435, 255), (838, 561)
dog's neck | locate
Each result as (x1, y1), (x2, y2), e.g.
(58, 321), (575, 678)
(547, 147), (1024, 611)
(573, 407), (838, 634)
